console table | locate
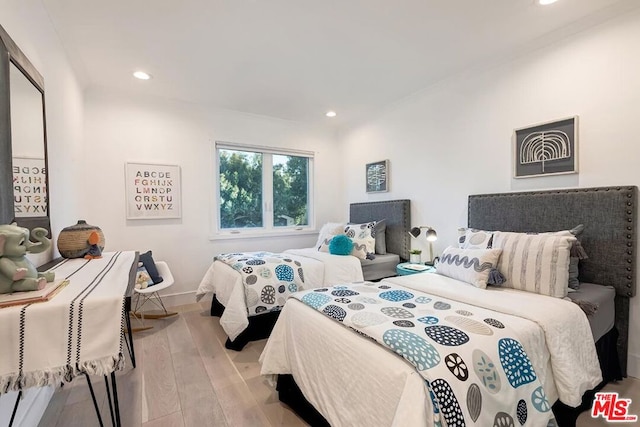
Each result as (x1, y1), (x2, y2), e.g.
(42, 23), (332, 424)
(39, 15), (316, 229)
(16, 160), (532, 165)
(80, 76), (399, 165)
(0, 251), (137, 427)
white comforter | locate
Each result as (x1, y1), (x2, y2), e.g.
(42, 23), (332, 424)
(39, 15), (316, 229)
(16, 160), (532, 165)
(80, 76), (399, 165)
(196, 248), (363, 340)
(260, 273), (601, 426)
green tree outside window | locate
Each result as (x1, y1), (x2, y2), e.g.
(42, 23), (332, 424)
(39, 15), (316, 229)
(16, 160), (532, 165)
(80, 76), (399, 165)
(218, 147), (310, 231)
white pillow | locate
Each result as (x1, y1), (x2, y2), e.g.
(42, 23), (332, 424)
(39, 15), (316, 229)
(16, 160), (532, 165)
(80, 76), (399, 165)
(344, 222), (376, 259)
(492, 231), (576, 298)
(436, 246), (503, 289)
(458, 228), (494, 249)
(315, 222), (346, 252)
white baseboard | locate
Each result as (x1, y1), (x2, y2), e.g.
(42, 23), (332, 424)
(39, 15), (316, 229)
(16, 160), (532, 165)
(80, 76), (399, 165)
(160, 290), (210, 309)
(628, 352), (639, 380)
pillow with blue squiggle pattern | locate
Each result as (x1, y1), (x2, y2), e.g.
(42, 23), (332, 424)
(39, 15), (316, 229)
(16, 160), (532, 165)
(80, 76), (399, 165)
(436, 246), (503, 289)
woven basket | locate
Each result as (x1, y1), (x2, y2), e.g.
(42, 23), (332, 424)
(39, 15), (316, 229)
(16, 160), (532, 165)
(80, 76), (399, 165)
(57, 220), (105, 258)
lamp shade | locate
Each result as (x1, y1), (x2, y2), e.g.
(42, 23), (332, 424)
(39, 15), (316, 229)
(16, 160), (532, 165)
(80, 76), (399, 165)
(408, 226), (437, 240)
(408, 225), (438, 265)
(409, 227), (421, 238)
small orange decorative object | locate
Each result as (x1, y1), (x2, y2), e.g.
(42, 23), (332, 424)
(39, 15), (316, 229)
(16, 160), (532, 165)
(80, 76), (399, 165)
(84, 231), (103, 260)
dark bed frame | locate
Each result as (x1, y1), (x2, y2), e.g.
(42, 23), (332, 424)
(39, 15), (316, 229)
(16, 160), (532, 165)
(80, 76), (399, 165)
(211, 199), (411, 351)
(278, 186), (638, 427)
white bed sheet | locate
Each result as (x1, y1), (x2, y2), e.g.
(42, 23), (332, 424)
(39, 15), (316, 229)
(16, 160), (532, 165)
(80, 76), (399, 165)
(260, 273), (602, 426)
(386, 273), (602, 407)
(196, 248), (363, 340)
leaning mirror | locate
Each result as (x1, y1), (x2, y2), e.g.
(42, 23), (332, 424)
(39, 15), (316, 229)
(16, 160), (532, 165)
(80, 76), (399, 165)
(0, 24), (50, 235)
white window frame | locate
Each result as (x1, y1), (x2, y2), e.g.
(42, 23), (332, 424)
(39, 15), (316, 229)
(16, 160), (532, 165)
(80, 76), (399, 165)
(210, 141), (315, 239)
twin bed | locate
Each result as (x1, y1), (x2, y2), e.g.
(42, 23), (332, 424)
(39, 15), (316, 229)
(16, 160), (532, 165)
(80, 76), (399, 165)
(196, 199), (411, 350)
(258, 186), (637, 427)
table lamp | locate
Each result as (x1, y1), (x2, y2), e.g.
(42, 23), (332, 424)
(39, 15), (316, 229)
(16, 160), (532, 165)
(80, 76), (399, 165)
(409, 226), (438, 265)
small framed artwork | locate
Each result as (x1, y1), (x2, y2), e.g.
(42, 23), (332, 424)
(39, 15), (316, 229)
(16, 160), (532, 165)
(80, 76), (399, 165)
(125, 162), (182, 219)
(366, 160), (389, 193)
(514, 116), (578, 178)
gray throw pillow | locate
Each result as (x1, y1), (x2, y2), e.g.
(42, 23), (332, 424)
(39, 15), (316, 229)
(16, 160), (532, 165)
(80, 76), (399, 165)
(374, 220), (387, 255)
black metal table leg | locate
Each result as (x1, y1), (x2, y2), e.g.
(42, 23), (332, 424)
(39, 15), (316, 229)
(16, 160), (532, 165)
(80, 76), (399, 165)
(104, 375), (116, 427)
(111, 371), (122, 427)
(124, 295), (136, 368)
(84, 373), (104, 427)
(8, 390), (22, 427)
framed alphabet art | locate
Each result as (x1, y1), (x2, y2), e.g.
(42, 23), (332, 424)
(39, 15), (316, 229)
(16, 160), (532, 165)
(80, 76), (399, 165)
(125, 162), (181, 219)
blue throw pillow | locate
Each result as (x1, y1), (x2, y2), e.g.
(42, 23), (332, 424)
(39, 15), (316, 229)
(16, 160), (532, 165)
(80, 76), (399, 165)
(139, 250), (163, 285)
(329, 235), (353, 256)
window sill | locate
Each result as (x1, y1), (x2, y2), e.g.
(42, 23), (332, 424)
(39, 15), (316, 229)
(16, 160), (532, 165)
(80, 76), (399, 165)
(209, 229), (318, 241)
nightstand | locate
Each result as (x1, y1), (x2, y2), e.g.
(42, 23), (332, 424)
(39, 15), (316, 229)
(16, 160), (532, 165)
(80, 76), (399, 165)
(396, 262), (436, 276)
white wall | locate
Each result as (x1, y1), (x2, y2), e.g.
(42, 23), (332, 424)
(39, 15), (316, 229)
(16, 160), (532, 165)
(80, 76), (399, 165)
(341, 10), (640, 378)
(0, 0), (84, 423)
(82, 88), (344, 306)
(1, 0), (85, 253)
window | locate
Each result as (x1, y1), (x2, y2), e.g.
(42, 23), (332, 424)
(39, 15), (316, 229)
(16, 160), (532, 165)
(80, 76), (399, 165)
(215, 142), (313, 235)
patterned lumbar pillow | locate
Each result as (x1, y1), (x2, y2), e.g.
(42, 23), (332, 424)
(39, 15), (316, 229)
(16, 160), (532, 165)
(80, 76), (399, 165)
(492, 231), (576, 298)
(458, 228), (494, 249)
(436, 246), (503, 289)
(344, 222), (376, 259)
(316, 222), (346, 252)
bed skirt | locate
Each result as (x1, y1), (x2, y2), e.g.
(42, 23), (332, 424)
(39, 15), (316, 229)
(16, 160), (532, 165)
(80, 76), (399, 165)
(210, 295), (281, 351)
(551, 326), (622, 427)
(277, 374), (329, 427)
(276, 326), (622, 427)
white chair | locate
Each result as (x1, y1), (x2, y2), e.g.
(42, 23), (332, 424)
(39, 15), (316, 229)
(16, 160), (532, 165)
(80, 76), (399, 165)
(131, 261), (177, 325)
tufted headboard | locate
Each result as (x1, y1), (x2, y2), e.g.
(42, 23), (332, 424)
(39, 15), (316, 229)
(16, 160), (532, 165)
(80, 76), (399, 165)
(468, 185), (637, 376)
(350, 199), (411, 261)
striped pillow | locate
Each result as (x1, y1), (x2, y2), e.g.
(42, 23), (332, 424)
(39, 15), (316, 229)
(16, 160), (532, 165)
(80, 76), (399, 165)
(492, 231), (576, 298)
(436, 246), (503, 289)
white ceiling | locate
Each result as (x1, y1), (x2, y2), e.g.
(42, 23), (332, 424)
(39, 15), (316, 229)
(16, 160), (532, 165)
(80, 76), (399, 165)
(42, 0), (639, 127)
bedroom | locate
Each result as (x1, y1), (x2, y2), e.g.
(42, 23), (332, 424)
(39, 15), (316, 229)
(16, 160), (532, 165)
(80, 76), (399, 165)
(0, 0), (639, 425)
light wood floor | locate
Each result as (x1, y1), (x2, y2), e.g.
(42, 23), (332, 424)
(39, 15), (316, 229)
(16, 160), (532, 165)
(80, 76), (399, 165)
(38, 302), (640, 427)
(38, 302), (307, 427)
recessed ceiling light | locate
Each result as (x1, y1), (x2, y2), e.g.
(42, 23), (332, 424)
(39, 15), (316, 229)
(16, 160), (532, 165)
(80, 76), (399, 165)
(133, 71), (152, 80)
(326, 111), (337, 118)
(538, 0), (558, 5)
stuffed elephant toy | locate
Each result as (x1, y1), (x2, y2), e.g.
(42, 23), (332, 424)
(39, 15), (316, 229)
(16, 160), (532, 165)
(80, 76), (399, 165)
(0, 223), (55, 294)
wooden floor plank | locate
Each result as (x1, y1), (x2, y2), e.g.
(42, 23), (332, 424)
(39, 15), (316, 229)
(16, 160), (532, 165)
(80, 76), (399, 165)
(141, 411), (185, 427)
(38, 385), (70, 427)
(182, 310), (245, 389)
(164, 313), (196, 354)
(114, 364), (144, 426)
(141, 324), (181, 422)
(52, 392), (104, 427)
(169, 314), (228, 426)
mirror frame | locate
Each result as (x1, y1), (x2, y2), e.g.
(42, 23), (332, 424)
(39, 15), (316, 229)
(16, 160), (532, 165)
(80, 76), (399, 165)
(0, 23), (50, 234)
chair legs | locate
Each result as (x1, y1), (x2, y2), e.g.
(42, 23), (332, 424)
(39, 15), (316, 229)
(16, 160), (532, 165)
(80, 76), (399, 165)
(130, 291), (177, 323)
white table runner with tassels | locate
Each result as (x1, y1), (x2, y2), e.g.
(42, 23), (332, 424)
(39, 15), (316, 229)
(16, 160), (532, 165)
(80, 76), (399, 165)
(0, 251), (136, 394)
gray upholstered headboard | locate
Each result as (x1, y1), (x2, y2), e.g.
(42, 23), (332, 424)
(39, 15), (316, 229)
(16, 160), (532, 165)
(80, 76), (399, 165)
(350, 199), (411, 261)
(468, 185), (637, 376)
